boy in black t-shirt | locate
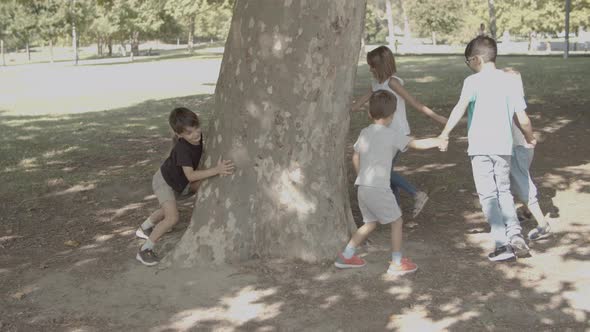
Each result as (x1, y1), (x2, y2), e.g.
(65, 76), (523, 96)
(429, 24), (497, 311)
(136, 107), (234, 266)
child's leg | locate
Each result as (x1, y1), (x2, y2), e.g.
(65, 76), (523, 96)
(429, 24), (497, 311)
(146, 200), (179, 245)
(347, 222), (378, 249)
(387, 217), (418, 275)
(390, 152), (418, 196)
(471, 156), (511, 247)
(510, 147), (547, 228)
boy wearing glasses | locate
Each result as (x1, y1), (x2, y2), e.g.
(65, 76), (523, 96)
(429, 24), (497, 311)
(438, 36), (536, 261)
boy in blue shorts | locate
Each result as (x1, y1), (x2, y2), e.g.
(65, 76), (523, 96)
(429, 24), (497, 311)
(335, 91), (444, 276)
(439, 36), (536, 261)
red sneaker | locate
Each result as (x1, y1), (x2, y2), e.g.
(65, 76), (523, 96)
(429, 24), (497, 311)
(334, 253), (366, 269)
(387, 257), (418, 276)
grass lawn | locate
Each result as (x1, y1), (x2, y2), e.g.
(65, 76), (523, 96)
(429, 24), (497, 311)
(1, 53), (589, 331)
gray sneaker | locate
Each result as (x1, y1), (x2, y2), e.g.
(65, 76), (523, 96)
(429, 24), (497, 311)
(488, 245), (515, 262)
(136, 248), (160, 266)
(510, 235), (530, 257)
(528, 225), (552, 241)
(135, 227), (152, 240)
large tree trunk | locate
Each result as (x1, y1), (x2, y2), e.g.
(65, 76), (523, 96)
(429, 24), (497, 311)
(487, 0), (497, 40)
(169, 0), (366, 266)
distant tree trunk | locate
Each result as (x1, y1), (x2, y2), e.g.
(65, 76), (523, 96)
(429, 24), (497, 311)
(49, 39), (54, 63)
(188, 16), (195, 53)
(2, 39), (6, 66)
(26, 42), (30, 62)
(120, 43), (127, 57)
(431, 31), (436, 45)
(107, 37), (112, 56)
(97, 37), (102, 56)
(564, 0), (571, 59)
(400, 0), (411, 42)
(72, 25), (78, 65)
(385, 0), (395, 48)
(168, 0), (366, 266)
(131, 31), (140, 56)
(487, 0), (497, 40)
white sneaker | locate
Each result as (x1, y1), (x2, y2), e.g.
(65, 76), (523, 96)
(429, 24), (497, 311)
(412, 192), (429, 218)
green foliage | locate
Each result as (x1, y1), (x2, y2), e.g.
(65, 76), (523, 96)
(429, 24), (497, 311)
(405, 0), (463, 41)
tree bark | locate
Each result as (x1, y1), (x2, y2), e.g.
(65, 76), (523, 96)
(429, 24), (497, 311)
(385, 0), (395, 48)
(169, 0), (366, 266)
(107, 37), (112, 56)
(188, 16), (195, 53)
(1, 39), (5, 66)
(49, 39), (54, 63)
(26, 42), (30, 62)
(487, 0), (497, 40)
(131, 31), (140, 57)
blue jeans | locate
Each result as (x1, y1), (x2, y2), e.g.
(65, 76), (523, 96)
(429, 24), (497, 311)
(470, 155), (521, 247)
(390, 151), (417, 203)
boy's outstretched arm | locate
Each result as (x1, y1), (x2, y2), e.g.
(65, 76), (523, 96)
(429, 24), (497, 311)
(183, 159), (235, 182)
(514, 112), (536, 146)
(438, 99), (469, 151)
(388, 79), (447, 125)
(351, 90), (372, 113)
(408, 137), (445, 150)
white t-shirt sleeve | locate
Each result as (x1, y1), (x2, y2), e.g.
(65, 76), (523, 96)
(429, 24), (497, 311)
(353, 130), (366, 152)
(392, 132), (411, 153)
(458, 77), (474, 105)
(511, 74), (527, 114)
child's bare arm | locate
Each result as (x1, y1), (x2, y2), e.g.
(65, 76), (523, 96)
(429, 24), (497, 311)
(514, 112), (536, 146)
(352, 151), (360, 175)
(182, 159), (235, 182)
(351, 90), (372, 112)
(408, 137), (445, 150)
(388, 79), (447, 125)
(438, 99), (469, 151)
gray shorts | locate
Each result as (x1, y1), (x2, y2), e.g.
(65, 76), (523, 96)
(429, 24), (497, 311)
(357, 186), (402, 224)
(510, 146), (538, 206)
(152, 169), (194, 205)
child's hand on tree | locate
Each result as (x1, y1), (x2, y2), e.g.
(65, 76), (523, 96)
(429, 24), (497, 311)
(216, 159), (235, 176)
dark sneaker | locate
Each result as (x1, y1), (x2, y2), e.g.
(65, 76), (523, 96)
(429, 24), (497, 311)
(136, 248), (160, 266)
(488, 245), (515, 261)
(528, 225), (552, 241)
(510, 234), (530, 257)
(135, 227), (152, 240)
(517, 210), (533, 222)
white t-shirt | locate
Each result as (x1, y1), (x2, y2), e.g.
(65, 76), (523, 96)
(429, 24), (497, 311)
(371, 76), (411, 135)
(508, 74), (530, 147)
(353, 124), (412, 189)
(458, 68), (527, 155)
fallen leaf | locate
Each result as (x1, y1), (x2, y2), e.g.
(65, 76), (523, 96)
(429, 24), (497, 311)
(64, 240), (80, 247)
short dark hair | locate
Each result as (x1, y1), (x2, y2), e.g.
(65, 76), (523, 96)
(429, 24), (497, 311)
(169, 107), (200, 134)
(369, 90), (396, 120)
(465, 36), (497, 63)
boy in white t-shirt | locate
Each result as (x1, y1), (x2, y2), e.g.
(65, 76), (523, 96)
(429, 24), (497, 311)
(335, 90), (444, 276)
(438, 36), (536, 261)
(504, 69), (551, 241)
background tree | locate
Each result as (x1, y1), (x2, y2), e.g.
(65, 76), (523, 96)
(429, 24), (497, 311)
(7, 0), (38, 62)
(168, 1), (366, 266)
(37, 0), (66, 63)
(406, 0), (462, 45)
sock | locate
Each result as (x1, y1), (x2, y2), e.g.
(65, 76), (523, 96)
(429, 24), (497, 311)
(392, 251), (402, 265)
(141, 239), (154, 251)
(342, 244), (356, 259)
(141, 217), (155, 230)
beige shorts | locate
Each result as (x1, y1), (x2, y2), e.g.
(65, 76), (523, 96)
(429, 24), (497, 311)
(357, 186), (402, 224)
(152, 169), (194, 205)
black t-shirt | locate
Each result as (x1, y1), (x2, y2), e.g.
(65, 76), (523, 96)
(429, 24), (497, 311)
(160, 137), (203, 193)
